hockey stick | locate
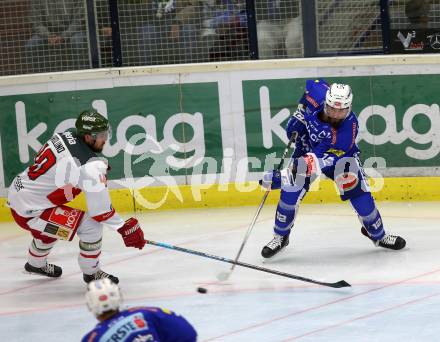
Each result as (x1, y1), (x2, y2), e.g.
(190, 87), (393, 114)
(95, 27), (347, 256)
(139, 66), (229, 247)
(217, 131), (299, 282)
(145, 239), (350, 288)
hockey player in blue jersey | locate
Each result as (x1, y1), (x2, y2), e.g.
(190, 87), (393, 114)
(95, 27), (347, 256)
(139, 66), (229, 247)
(260, 79), (406, 258)
(82, 279), (197, 342)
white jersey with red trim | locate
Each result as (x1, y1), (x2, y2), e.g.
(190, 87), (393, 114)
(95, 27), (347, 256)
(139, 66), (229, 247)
(7, 131), (124, 230)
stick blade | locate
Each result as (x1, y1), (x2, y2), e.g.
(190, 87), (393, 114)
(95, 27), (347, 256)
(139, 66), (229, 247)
(331, 280), (351, 288)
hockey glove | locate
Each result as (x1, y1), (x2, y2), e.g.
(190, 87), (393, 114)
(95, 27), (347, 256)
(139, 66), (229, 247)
(259, 167), (298, 190)
(285, 104), (306, 140)
(259, 170), (282, 190)
(259, 154), (322, 191)
(117, 218), (146, 250)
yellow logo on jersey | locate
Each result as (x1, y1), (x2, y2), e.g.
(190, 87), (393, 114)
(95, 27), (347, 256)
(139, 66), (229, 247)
(326, 148), (345, 157)
(161, 308), (173, 315)
(56, 227), (70, 240)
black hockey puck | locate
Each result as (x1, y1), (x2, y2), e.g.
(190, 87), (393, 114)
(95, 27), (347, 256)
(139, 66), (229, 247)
(197, 287), (208, 294)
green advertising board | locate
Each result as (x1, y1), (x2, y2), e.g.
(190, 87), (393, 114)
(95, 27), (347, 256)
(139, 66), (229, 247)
(0, 82), (223, 187)
(243, 74), (440, 170)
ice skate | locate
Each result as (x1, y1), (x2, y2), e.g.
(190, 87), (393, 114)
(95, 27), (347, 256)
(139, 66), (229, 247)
(83, 270), (119, 284)
(361, 227), (406, 250)
(24, 262), (62, 278)
(261, 233), (290, 258)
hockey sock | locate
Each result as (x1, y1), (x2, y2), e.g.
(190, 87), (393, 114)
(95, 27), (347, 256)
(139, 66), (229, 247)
(28, 238), (57, 268)
(274, 188), (305, 236)
(78, 239), (102, 275)
(350, 192), (385, 240)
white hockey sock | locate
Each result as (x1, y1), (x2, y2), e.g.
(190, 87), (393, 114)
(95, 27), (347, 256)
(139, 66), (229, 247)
(78, 239), (102, 275)
(27, 238), (57, 268)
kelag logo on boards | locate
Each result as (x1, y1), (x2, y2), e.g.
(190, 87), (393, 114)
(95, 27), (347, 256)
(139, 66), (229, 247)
(1, 81), (265, 207)
(357, 104), (440, 161)
(1, 81), (254, 206)
(13, 100), (207, 168)
(1, 82), (224, 188)
(242, 79), (440, 171)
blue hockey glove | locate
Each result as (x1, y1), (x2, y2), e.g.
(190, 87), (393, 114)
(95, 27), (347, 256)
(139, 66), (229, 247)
(259, 170), (282, 190)
(259, 165), (299, 190)
(260, 156), (318, 190)
(285, 104), (307, 140)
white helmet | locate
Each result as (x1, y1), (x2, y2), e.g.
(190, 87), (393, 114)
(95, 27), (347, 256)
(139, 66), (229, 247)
(85, 279), (122, 317)
(325, 83), (353, 110)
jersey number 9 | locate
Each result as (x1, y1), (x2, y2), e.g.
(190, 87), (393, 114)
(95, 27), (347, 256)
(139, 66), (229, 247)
(28, 144), (56, 181)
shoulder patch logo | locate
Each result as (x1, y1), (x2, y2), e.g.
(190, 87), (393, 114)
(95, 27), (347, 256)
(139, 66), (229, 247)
(326, 148), (345, 157)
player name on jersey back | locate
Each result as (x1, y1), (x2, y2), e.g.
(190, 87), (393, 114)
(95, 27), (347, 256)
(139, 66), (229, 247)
(58, 131), (97, 166)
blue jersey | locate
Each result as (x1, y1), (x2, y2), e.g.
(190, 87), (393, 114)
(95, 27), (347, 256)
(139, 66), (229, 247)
(82, 306), (197, 342)
(286, 79), (360, 172)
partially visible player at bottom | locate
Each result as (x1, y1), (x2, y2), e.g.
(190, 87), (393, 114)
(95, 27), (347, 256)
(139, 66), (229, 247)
(82, 279), (198, 342)
(260, 79), (406, 258)
(7, 109), (146, 283)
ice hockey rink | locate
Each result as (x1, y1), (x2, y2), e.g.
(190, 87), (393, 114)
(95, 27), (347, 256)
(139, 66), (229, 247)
(1, 201), (439, 341)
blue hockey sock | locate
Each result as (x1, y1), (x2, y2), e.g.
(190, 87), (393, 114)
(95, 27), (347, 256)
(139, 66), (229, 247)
(274, 187), (305, 236)
(350, 192), (385, 240)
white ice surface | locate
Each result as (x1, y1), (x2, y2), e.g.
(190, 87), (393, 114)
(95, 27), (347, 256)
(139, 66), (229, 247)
(1, 202), (439, 341)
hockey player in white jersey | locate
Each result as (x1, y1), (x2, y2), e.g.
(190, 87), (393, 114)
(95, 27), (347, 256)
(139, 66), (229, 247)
(7, 110), (146, 284)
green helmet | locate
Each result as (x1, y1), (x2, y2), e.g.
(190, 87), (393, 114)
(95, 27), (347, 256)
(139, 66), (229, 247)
(75, 109), (110, 137)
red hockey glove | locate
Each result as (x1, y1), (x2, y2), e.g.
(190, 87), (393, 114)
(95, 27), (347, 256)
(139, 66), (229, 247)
(117, 218), (146, 250)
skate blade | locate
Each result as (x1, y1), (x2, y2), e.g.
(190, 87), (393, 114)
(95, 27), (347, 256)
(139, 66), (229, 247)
(22, 270), (56, 278)
(261, 246), (289, 263)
